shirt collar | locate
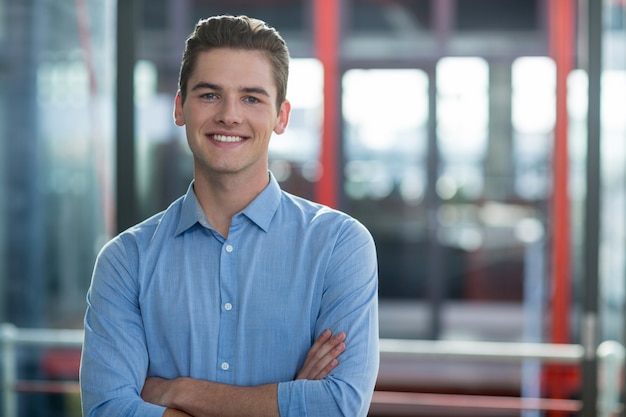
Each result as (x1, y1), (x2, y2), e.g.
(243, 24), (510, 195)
(175, 181), (202, 236)
(241, 171), (282, 233)
(174, 172), (282, 236)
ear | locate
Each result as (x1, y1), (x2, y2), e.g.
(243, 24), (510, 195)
(173, 91), (185, 126)
(273, 100), (291, 135)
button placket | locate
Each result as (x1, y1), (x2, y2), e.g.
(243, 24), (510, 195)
(217, 238), (237, 382)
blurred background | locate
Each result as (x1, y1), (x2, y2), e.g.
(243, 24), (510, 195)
(0, 0), (625, 416)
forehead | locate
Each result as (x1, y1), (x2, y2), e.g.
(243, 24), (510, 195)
(189, 48), (277, 93)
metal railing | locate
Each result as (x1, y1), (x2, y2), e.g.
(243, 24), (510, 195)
(1, 323), (624, 417)
(1, 323), (83, 417)
(375, 338), (624, 416)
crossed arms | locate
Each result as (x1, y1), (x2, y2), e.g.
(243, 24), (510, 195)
(141, 330), (347, 417)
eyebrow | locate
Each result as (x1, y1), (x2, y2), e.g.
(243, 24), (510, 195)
(190, 82), (271, 97)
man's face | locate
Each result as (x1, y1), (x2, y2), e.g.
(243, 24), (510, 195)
(174, 48), (290, 180)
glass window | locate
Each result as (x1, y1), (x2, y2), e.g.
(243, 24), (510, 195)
(345, 0), (435, 59)
(434, 57), (549, 342)
(0, 1), (114, 415)
(437, 57), (489, 203)
(269, 58), (324, 200)
(456, 0), (540, 32)
(342, 68), (430, 300)
(0, 0), (114, 327)
(600, 69), (626, 341)
(135, 59), (193, 219)
(348, 0), (432, 33)
(511, 57), (555, 200)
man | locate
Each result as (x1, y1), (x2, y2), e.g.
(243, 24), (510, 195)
(80, 15), (379, 417)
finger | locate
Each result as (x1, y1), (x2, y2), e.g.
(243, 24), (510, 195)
(296, 330), (332, 379)
(296, 330), (333, 378)
(309, 331), (345, 366)
(315, 329), (333, 346)
(297, 331), (346, 380)
(309, 340), (346, 379)
(315, 334), (346, 376)
(312, 331), (346, 358)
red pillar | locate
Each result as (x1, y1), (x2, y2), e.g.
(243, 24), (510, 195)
(547, 0), (576, 413)
(313, 0), (340, 208)
(550, 0), (574, 347)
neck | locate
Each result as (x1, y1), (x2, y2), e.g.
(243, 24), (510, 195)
(193, 170), (270, 237)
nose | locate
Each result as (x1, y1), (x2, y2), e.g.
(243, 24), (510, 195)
(214, 97), (242, 125)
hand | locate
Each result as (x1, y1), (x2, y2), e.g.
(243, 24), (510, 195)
(296, 329), (346, 380)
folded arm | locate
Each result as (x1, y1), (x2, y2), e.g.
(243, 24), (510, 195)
(143, 330), (347, 417)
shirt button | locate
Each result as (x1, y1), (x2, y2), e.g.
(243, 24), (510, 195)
(221, 362), (230, 371)
(224, 303), (233, 311)
(225, 244), (234, 253)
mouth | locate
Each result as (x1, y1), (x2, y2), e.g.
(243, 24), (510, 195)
(211, 134), (245, 143)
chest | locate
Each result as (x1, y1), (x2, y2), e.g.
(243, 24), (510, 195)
(138, 230), (326, 339)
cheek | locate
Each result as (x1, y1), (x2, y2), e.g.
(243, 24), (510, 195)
(254, 111), (281, 132)
(185, 123), (202, 147)
(183, 110), (209, 131)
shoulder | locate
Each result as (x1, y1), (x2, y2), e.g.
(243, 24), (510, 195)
(280, 191), (346, 222)
(96, 196), (185, 262)
(279, 191), (374, 243)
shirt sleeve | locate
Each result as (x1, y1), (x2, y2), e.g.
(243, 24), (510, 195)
(80, 235), (165, 417)
(277, 217), (380, 417)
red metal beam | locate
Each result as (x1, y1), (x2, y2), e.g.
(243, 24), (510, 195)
(547, 0), (575, 414)
(313, 0), (340, 208)
(370, 391), (582, 414)
(549, 0), (574, 348)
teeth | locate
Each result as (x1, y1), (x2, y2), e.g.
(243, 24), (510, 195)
(213, 134), (244, 143)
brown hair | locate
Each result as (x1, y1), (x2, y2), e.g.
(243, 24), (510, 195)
(178, 15), (290, 111)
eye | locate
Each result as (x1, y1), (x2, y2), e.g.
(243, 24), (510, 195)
(243, 96), (260, 104)
(200, 92), (218, 100)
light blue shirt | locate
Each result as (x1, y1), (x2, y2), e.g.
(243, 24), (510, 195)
(80, 174), (379, 416)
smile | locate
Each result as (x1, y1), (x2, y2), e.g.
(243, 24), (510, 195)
(212, 134), (245, 143)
